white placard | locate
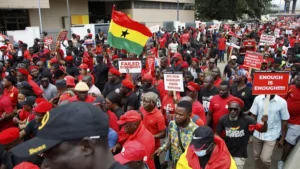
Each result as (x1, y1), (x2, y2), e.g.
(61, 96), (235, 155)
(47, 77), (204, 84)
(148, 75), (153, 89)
(149, 25), (160, 33)
(286, 30), (293, 35)
(164, 72), (184, 92)
(260, 34), (276, 45)
(118, 60), (142, 73)
(274, 28), (280, 37)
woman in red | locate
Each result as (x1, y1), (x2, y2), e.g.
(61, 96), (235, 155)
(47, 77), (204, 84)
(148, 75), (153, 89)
(13, 96), (36, 130)
(161, 91), (181, 125)
(77, 63), (95, 84)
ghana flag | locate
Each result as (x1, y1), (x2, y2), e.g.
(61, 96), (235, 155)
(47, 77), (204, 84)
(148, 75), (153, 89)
(108, 8), (152, 55)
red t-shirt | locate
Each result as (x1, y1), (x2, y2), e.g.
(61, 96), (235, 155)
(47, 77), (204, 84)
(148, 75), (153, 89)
(107, 110), (119, 132)
(151, 47), (158, 58)
(192, 101), (206, 125)
(28, 79), (43, 97)
(23, 50), (32, 60)
(3, 86), (18, 106)
(157, 81), (168, 103)
(285, 85), (300, 125)
(19, 109), (35, 122)
(83, 51), (94, 71)
(161, 94), (181, 124)
(68, 95), (96, 103)
(159, 38), (166, 48)
(140, 107), (166, 150)
(0, 95), (14, 132)
(290, 38), (295, 47)
(209, 94), (234, 131)
(180, 33), (190, 45)
(218, 37), (226, 50)
(214, 77), (222, 88)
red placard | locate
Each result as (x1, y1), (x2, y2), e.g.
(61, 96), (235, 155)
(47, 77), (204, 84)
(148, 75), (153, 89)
(57, 30), (68, 41)
(243, 51), (263, 70)
(44, 37), (53, 45)
(146, 56), (155, 72)
(252, 72), (290, 95)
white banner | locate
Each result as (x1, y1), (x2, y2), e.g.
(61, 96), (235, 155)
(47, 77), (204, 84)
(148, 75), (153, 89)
(260, 34), (276, 45)
(149, 25), (160, 33)
(286, 29), (293, 35)
(118, 60), (142, 73)
(164, 72), (184, 92)
(274, 28), (280, 37)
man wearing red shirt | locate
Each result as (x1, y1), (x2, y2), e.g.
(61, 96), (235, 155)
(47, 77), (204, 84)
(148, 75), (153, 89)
(212, 67), (222, 88)
(186, 82), (206, 125)
(0, 83), (14, 132)
(3, 76), (18, 106)
(68, 82), (96, 103)
(16, 68), (44, 98)
(180, 30), (190, 49)
(140, 92), (166, 169)
(21, 43), (32, 60)
(217, 34), (226, 63)
(279, 76), (300, 167)
(289, 36), (296, 47)
(113, 111), (156, 169)
(207, 81), (234, 131)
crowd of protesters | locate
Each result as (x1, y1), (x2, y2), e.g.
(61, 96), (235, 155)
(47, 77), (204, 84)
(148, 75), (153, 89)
(0, 17), (299, 169)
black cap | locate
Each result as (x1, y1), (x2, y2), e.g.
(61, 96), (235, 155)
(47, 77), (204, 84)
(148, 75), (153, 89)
(11, 102), (109, 157)
(20, 96), (36, 106)
(55, 79), (67, 89)
(93, 97), (106, 106)
(17, 81), (32, 91)
(190, 126), (214, 150)
(4, 76), (17, 85)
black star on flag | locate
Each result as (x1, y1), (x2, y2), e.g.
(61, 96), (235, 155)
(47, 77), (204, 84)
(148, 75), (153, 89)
(121, 29), (130, 38)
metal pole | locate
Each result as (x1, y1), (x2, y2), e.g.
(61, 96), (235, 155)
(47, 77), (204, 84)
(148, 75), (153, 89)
(38, 0), (43, 38)
(177, 0), (179, 21)
(66, 0), (71, 38)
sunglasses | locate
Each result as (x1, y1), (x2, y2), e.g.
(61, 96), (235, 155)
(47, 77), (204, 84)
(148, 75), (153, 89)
(228, 108), (239, 111)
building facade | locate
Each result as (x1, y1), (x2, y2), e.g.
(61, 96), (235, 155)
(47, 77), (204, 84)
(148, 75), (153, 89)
(0, 0), (195, 31)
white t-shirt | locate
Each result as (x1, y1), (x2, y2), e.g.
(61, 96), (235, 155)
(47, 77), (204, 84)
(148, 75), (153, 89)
(168, 43), (178, 54)
(89, 85), (102, 95)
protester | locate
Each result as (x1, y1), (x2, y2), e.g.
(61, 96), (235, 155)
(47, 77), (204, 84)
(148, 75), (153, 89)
(119, 79), (139, 112)
(68, 81), (96, 103)
(82, 75), (101, 97)
(40, 72), (58, 101)
(106, 91), (124, 119)
(102, 68), (122, 97)
(198, 76), (219, 113)
(176, 126), (237, 169)
(0, 82), (15, 132)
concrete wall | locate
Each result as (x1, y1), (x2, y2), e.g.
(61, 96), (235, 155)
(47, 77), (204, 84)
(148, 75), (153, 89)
(29, 0), (89, 29)
(132, 9), (194, 27)
(0, 0), (49, 8)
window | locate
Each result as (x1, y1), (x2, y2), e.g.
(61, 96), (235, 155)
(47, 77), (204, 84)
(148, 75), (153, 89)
(134, 1), (160, 9)
(161, 2), (194, 10)
(116, 1), (132, 9)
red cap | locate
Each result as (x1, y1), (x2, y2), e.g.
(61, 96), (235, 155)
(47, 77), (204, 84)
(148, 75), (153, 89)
(227, 97), (244, 108)
(0, 127), (19, 145)
(65, 55), (73, 61)
(187, 82), (201, 92)
(88, 33), (93, 37)
(49, 58), (58, 64)
(181, 61), (189, 69)
(114, 141), (146, 164)
(35, 98), (47, 104)
(117, 110), (142, 125)
(13, 162), (40, 169)
(109, 68), (121, 76)
(0, 46), (7, 50)
(29, 66), (39, 72)
(173, 53), (182, 58)
(192, 58), (199, 62)
(142, 73), (152, 81)
(112, 55), (119, 60)
(65, 75), (76, 87)
(79, 63), (88, 69)
(18, 68), (29, 76)
(122, 79), (134, 89)
(18, 40), (23, 44)
(33, 101), (53, 113)
(76, 35), (80, 38)
(59, 66), (65, 72)
(43, 49), (51, 55)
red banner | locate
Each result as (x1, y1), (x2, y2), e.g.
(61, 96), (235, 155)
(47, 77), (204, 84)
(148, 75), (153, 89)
(57, 30), (68, 42)
(243, 51), (263, 70)
(252, 72), (290, 95)
(146, 56), (155, 71)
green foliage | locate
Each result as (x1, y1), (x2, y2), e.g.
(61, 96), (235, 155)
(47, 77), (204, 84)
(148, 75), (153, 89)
(195, 0), (273, 20)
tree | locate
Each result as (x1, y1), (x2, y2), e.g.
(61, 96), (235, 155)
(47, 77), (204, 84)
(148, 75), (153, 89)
(195, 0), (272, 20)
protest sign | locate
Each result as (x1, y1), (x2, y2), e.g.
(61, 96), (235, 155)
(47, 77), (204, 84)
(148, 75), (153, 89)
(252, 72), (289, 95)
(274, 28), (280, 37)
(260, 34), (276, 45)
(118, 60), (142, 73)
(243, 51), (263, 69)
(57, 30), (68, 41)
(149, 25), (160, 33)
(44, 37), (53, 46)
(226, 33), (241, 48)
(223, 24), (230, 30)
(164, 72), (184, 92)
(146, 56), (155, 72)
(286, 29), (293, 35)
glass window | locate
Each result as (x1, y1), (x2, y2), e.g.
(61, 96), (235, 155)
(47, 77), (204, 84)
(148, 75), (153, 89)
(134, 1), (160, 9)
(117, 1), (132, 9)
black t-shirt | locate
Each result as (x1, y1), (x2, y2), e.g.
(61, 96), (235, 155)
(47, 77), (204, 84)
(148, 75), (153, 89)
(66, 65), (79, 77)
(198, 87), (219, 112)
(122, 92), (139, 112)
(24, 120), (40, 138)
(216, 115), (257, 158)
(114, 107), (125, 120)
(230, 85), (255, 113)
(2, 151), (43, 169)
(109, 162), (132, 169)
(223, 64), (232, 78)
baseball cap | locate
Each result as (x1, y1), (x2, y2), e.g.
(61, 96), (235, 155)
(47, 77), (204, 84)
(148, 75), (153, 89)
(93, 97), (106, 106)
(114, 141), (146, 164)
(17, 81), (32, 91)
(230, 55), (237, 60)
(64, 75), (76, 87)
(75, 82), (89, 91)
(190, 126), (214, 150)
(20, 96), (36, 106)
(55, 79), (67, 89)
(117, 110), (142, 125)
(11, 102), (109, 157)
